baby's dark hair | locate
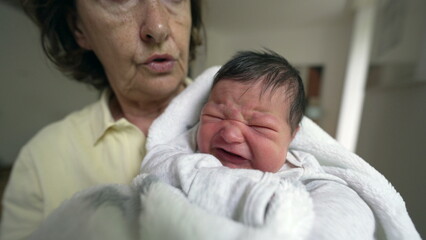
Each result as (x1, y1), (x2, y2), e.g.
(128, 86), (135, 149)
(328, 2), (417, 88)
(212, 50), (305, 133)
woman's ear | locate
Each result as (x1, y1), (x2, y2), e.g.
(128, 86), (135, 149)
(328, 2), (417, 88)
(67, 11), (91, 50)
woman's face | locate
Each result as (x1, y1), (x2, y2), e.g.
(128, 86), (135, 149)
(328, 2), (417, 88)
(74, 0), (192, 102)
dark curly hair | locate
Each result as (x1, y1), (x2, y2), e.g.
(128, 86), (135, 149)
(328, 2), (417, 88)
(213, 50), (306, 133)
(21, 0), (204, 90)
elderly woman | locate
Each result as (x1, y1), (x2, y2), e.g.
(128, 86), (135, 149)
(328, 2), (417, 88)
(0, 0), (203, 239)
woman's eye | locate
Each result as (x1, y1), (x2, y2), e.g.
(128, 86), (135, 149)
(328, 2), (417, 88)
(101, 0), (138, 10)
(108, 0), (133, 4)
(164, 0), (185, 4)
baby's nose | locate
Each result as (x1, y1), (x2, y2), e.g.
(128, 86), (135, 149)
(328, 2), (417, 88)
(220, 123), (244, 144)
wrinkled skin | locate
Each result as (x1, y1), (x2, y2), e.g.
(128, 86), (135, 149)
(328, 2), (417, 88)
(197, 80), (299, 173)
(73, 0), (192, 133)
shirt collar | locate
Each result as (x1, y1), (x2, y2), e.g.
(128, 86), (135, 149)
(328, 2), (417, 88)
(90, 90), (125, 145)
(91, 77), (192, 145)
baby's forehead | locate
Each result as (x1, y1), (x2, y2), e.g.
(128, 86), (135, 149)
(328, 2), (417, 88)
(211, 78), (292, 102)
(208, 80), (292, 122)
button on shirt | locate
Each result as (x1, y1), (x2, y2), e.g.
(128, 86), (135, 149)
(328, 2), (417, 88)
(0, 91), (146, 240)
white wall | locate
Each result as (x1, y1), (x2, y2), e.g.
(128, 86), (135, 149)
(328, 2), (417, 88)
(0, 3), (98, 166)
(0, 2), (353, 166)
(357, 0), (426, 236)
(199, 17), (354, 136)
(357, 84), (426, 237)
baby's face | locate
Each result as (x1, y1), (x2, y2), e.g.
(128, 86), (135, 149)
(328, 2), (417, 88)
(197, 79), (297, 173)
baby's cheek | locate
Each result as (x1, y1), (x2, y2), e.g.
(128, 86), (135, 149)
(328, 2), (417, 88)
(196, 132), (205, 152)
(256, 143), (286, 172)
(196, 126), (211, 153)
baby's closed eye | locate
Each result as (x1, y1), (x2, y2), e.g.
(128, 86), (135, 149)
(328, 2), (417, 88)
(201, 114), (223, 121)
(249, 124), (278, 134)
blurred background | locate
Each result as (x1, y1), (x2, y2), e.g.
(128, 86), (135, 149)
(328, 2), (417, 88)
(0, 0), (425, 237)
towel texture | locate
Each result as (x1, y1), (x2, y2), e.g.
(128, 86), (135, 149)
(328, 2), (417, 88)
(145, 66), (420, 240)
(28, 67), (420, 240)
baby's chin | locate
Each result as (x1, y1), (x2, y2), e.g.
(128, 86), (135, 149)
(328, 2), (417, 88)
(219, 158), (283, 173)
(220, 160), (252, 170)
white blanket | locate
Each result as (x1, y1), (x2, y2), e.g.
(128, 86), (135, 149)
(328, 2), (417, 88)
(139, 135), (322, 238)
(29, 67), (420, 240)
(30, 177), (313, 240)
(145, 66), (421, 240)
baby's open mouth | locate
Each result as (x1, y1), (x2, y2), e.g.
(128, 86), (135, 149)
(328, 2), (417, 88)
(220, 148), (243, 158)
(214, 148), (248, 166)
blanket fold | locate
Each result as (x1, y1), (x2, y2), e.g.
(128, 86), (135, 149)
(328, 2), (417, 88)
(143, 66), (421, 240)
(29, 66), (420, 240)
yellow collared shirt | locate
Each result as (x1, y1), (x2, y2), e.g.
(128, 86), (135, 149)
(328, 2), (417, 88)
(1, 91), (146, 240)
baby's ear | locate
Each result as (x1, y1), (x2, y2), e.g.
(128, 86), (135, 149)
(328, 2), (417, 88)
(291, 125), (300, 140)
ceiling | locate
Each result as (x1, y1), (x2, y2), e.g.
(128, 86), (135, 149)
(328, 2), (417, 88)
(204, 0), (353, 31)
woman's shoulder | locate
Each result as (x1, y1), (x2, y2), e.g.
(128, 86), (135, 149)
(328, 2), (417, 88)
(22, 100), (102, 154)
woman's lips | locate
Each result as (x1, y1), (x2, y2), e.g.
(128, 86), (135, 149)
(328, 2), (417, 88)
(213, 148), (249, 167)
(143, 54), (176, 73)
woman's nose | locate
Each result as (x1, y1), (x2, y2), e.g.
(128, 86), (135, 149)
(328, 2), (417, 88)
(140, 0), (170, 43)
(220, 124), (244, 144)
